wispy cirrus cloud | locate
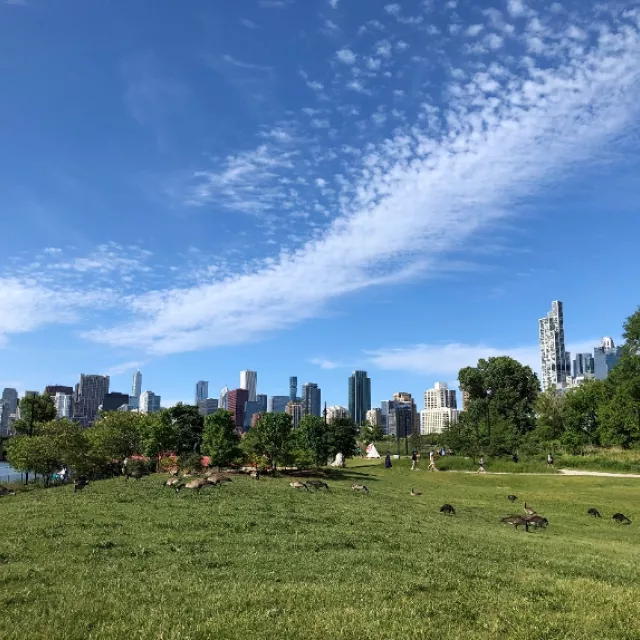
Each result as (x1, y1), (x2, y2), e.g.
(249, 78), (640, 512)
(309, 357), (349, 370)
(81, 6), (640, 356)
(104, 361), (146, 377)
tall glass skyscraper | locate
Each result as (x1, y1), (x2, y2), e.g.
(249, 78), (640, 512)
(594, 338), (623, 380)
(348, 371), (371, 426)
(132, 370), (142, 398)
(301, 383), (321, 417)
(195, 381), (209, 405)
(289, 376), (298, 402)
(240, 370), (257, 402)
(539, 301), (571, 391)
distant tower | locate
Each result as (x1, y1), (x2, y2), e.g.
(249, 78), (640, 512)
(289, 376), (298, 402)
(220, 386), (229, 410)
(195, 381), (209, 405)
(240, 371), (257, 402)
(301, 383), (321, 417)
(348, 371), (371, 426)
(132, 370), (142, 398)
(539, 301), (571, 391)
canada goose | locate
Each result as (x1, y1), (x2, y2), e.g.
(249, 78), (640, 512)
(164, 477), (180, 487)
(524, 502), (536, 515)
(125, 469), (148, 482)
(290, 481), (308, 490)
(410, 488), (422, 496)
(501, 515), (529, 532)
(587, 508), (602, 518)
(351, 483), (369, 493)
(524, 514), (548, 528)
(307, 480), (329, 490)
(612, 513), (631, 525)
(440, 504), (455, 515)
(73, 477), (89, 493)
(169, 467), (179, 476)
(0, 486), (16, 496)
(249, 470), (260, 480)
(176, 478), (209, 494)
(206, 475), (232, 485)
(507, 495), (517, 502)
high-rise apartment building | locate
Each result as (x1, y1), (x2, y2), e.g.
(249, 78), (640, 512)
(240, 371), (257, 402)
(420, 382), (459, 435)
(301, 382), (321, 417)
(198, 398), (219, 417)
(244, 401), (263, 429)
(380, 400), (390, 434)
(195, 381), (209, 405)
(140, 391), (161, 414)
(326, 405), (350, 424)
(286, 401), (304, 429)
(44, 385), (73, 396)
(594, 337), (623, 380)
(102, 392), (130, 412)
(228, 388), (249, 430)
(289, 377), (298, 402)
(539, 300), (571, 391)
(366, 408), (381, 426)
(393, 391), (419, 433)
(73, 374), (110, 427)
(219, 386), (229, 410)
(0, 388), (17, 436)
(348, 371), (371, 426)
(132, 370), (142, 397)
(387, 401), (413, 438)
(268, 395), (290, 413)
(1, 388), (18, 416)
(573, 353), (595, 379)
(54, 392), (73, 419)
(256, 394), (267, 414)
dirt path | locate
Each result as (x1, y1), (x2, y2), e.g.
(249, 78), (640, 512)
(445, 468), (640, 478)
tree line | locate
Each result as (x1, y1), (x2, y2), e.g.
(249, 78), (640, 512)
(444, 306), (640, 455)
(5, 400), (359, 482)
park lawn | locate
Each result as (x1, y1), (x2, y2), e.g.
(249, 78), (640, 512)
(1, 460), (639, 640)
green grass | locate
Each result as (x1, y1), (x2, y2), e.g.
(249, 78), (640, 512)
(431, 455), (558, 474)
(1, 459), (640, 640)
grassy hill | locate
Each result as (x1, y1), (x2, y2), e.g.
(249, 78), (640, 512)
(1, 459), (639, 640)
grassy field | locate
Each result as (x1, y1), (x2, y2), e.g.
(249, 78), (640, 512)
(1, 459), (640, 640)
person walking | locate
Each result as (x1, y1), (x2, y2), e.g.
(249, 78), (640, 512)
(384, 452), (392, 469)
(411, 450), (419, 470)
(428, 450), (437, 472)
(477, 455), (486, 474)
(547, 452), (554, 466)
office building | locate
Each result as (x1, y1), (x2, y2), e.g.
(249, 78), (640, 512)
(348, 370), (371, 426)
(132, 370), (142, 397)
(73, 374), (110, 427)
(420, 382), (458, 434)
(219, 386), (229, 410)
(301, 382), (321, 417)
(228, 388), (249, 430)
(539, 300), (571, 391)
(102, 392), (130, 412)
(244, 400), (264, 429)
(289, 376), (298, 402)
(240, 371), (257, 402)
(53, 392), (73, 419)
(573, 353), (595, 379)
(44, 385), (73, 397)
(380, 401), (390, 435)
(198, 398), (219, 417)
(393, 391), (419, 433)
(366, 408), (381, 426)
(424, 383), (457, 410)
(594, 337), (623, 380)
(461, 388), (471, 411)
(195, 381), (209, 405)
(256, 394), (267, 414)
(286, 401), (304, 429)
(140, 391), (161, 414)
(326, 405), (350, 424)
(268, 395), (290, 413)
(388, 401), (413, 438)
(1, 388), (18, 416)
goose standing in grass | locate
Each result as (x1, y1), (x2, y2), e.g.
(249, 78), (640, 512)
(410, 488), (422, 496)
(73, 477), (89, 493)
(501, 515), (529, 532)
(0, 486), (17, 496)
(507, 495), (517, 503)
(587, 508), (602, 518)
(176, 478), (209, 494)
(524, 502), (536, 515)
(524, 514), (549, 528)
(440, 504), (455, 515)
(249, 470), (260, 481)
(351, 483), (369, 494)
(612, 513), (632, 524)
(290, 481), (308, 490)
(307, 480), (329, 490)
(164, 477), (180, 488)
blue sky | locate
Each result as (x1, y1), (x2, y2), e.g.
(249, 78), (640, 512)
(1, 0), (638, 408)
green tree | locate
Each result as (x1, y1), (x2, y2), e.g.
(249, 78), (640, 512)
(242, 412), (293, 469)
(87, 412), (143, 462)
(297, 415), (331, 469)
(159, 404), (204, 455)
(561, 380), (607, 453)
(533, 389), (567, 447)
(139, 414), (178, 458)
(202, 410), (241, 470)
(13, 394), (57, 436)
(6, 435), (58, 483)
(328, 416), (359, 459)
(361, 421), (384, 443)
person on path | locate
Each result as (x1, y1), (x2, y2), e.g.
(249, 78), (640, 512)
(512, 453), (519, 464)
(428, 450), (437, 472)
(384, 452), (392, 469)
(547, 452), (554, 466)
(411, 450), (419, 470)
(477, 455), (486, 474)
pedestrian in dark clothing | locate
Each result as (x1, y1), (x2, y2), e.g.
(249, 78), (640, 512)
(411, 451), (418, 470)
(512, 454), (519, 463)
(385, 452), (392, 469)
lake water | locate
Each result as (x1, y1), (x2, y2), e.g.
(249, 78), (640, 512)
(0, 461), (22, 482)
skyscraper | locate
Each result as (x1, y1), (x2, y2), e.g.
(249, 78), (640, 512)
(240, 370), (257, 402)
(380, 400), (390, 434)
(387, 401), (413, 438)
(301, 382), (321, 417)
(195, 381), (209, 405)
(594, 337), (623, 380)
(198, 398), (219, 416)
(228, 389), (249, 430)
(73, 374), (110, 427)
(53, 392), (73, 419)
(539, 300), (571, 391)
(268, 395), (289, 413)
(140, 391), (161, 414)
(1, 388), (18, 415)
(366, 408), (381, 426)
(421, 383), (459, 435)
(326, 405), (350, 423)
(348, 371), (371, 426)
(129, 371), (142, 410)
(285, 401), (304, 429)
(573, 353), (596, 378)
(289, 376), (298, 402)
(102, 392), (130, 412)
(219, 386), (229, 410)
(44, 385), (74, 396)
